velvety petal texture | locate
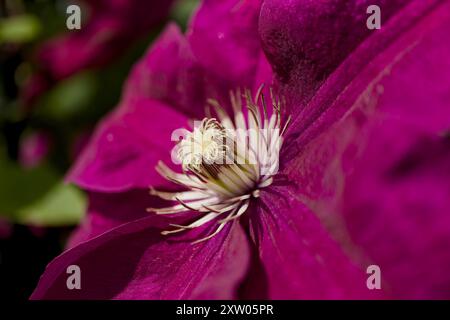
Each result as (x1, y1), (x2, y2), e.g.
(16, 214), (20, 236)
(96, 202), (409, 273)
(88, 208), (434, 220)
(66, 190), (163, 249)
(125, 0), (264, 119)
(281, 0), (447, 162)
(260, 0), (412, 109)
(282, 0), (450, 298)
(32, 220), (250, 299)
(340, 5), (450, 297)
(188, 0), (262, 84)
(344, 125), (450, 299)
(261, 0), (443, 140)
(247, 186), (382, 299)
(67, 98), (188, 191)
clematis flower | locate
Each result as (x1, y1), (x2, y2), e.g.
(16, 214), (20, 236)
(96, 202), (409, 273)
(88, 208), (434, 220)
(32, 0), (450, 299)
(22, 0), (174, 107)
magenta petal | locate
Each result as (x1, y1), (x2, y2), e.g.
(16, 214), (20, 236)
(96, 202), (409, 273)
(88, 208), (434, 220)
(67, 98), (188, 192)
(188, 0), (263, 85)
(125, 13), (267, 119)
(282, 0), (448, 163)
(247, 187), (380, 299)
(343, 124), (450, 299)
(340, 11), (450, 296)
(260, 0), (439, 122)
(66, 190), (166, 249)
(281, 2), (450, 298)
(31, 219), (250, 300)
(282, 0), (450, 205)
(259, 0), (409, 102)
(124, 23), (208, 118)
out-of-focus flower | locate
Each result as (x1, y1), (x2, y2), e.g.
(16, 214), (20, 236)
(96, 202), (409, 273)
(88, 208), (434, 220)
(32, 0), (450, 299)
(0, 217), (13, 239)
(19, 131), (51, 168)
(21, 0), (175, 107)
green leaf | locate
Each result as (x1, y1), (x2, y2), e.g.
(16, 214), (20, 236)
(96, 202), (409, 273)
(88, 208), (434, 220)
(36, 72), (97, 121)
(171, 0), (200, 29)
(0, 157), (86, 227)
(17, 182), (86, 227)
(0, 14), (41, 43)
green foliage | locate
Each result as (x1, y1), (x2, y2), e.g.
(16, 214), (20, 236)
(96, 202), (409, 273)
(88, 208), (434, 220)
(0, 14), (41, 43)
(0, 148), (86, 226)
(35, 72), (97, 121)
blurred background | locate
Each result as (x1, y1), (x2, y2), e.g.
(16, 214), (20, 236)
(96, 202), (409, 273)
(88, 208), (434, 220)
(0, 0), (199, 300)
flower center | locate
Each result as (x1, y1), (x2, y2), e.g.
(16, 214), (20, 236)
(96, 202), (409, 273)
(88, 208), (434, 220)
(178, 118), (229, 175)
(147, 87), (290, 243)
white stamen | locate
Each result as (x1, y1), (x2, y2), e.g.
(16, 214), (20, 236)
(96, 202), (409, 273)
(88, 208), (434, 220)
(148, 86), (290, 243)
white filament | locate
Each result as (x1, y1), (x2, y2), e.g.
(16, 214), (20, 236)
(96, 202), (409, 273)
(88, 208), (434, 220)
(148, 87), (290, 243)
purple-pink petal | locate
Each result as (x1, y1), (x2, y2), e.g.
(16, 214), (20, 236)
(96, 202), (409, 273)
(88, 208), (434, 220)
(341, 6), (450, 297)
(246, 187), (381, 299)
(125, 0), (266, 119)
(66, 189), (167, 249)
(343, 123), (450, 299)
(281, 0), (450, 298)
(188, 0), (262, 84)
(260, 0), (440, 127)
(123, 23), (210, 118)
(31, 219), (250, 299)
(281, 0), (447, 164)
(67, 98), (188, 192)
